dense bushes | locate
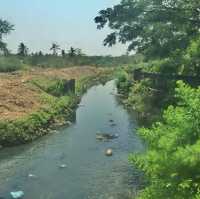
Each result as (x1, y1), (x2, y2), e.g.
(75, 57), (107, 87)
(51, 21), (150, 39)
(116, 69), (132, 95)
(115, 43), (200, 124)
(115, 64), (177, 125)
(129, 81), (200, 199)
(182, 38), (200, 76)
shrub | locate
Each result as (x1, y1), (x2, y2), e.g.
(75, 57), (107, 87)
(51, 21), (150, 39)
(116, 69), (132, 95)
(130, 81), (200, 199)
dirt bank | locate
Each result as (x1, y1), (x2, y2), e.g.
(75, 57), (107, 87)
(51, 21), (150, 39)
(0, 66), (105, 121)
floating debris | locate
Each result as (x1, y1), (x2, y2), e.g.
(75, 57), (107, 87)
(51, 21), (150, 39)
(10, 191), (24, 199)
(105, 149), (113, 156)
(96, 133), (119, 141)
(59, 164), (67, 168)
(28, 174), (37, 178)
(110, 123), (117, 127)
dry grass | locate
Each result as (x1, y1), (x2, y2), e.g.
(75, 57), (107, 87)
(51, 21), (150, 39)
(0, 66), (103, 120)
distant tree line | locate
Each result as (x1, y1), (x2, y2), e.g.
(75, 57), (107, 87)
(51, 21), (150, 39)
(0, 19), (86, 58)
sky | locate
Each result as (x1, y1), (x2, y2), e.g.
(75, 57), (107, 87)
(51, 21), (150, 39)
(1, 0), (127, 56)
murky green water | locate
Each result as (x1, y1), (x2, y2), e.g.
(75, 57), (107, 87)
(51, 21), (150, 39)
(0, 80), (143, 199)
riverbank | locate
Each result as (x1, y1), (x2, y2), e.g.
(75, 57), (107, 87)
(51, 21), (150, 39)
(0, 66), (112, 146)
(115, 67), (167, 126)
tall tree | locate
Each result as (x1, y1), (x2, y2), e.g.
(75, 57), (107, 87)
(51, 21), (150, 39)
(0, 19), (14, 55)
(38, 51), (43, 56)
(68, 47), (76, 57)
(17, 43), (28, 56)
(95, 0), (200, 58)
(50, 43), (60, 55)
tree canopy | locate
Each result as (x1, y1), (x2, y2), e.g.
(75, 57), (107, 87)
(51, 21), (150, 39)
(50, 43), (60, 55)
(95, 0), (200, 58)
(0, 19), (14, 55)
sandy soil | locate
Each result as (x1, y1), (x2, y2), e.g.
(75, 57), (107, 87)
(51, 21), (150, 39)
(0, 66), (103, 121)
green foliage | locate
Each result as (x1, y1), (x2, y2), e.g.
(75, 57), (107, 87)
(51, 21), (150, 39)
(23, 54), (140, 69)
(0, 19), (14, 55)
(0, 73), (79, 145)
(0, 56), (23, 72)
(130, 81), (200, 199)
(95, 0), (200, 58)
(0, 19), (14, 38)
(116, 68), (132, 95)
(0, 94), (76, 145)
(31, 77), (67, 97)
(0, 54), (142, 72)
(182, 37), (200, 75)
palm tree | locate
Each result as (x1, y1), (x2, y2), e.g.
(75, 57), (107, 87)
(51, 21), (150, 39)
(0, 19), (13, 56)
(17, 42), (28, 56)
(50, 43), (60, 55)
(38, 51), (43, 56)
(61, 49), (66, 57)
(68, 47), (76, 57)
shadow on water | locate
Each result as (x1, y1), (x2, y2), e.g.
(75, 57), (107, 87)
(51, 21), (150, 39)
(0, 80), (144, 199)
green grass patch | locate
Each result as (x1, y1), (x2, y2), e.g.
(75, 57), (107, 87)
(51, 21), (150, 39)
(0, 56), (23, 72)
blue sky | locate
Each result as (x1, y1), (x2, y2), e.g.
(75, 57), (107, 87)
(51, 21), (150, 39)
(1, 0), (127, 56)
